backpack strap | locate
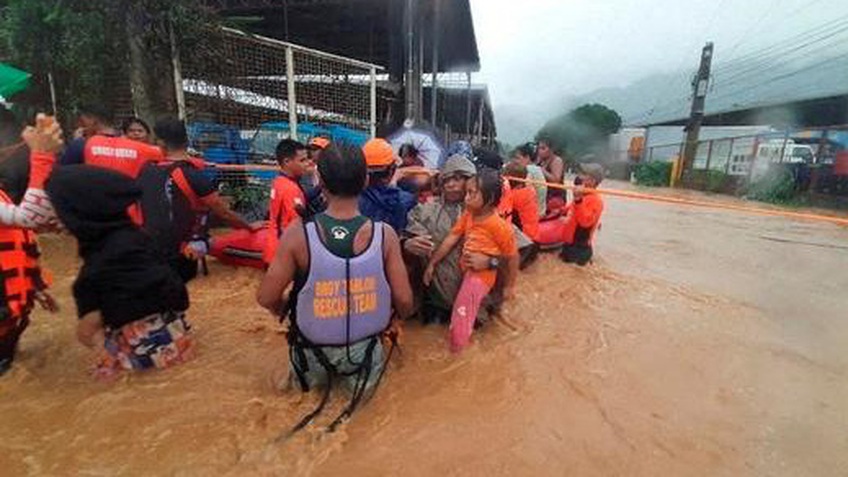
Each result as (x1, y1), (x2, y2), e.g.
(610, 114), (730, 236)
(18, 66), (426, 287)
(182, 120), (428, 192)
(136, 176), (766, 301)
(170, 166), (205, 211)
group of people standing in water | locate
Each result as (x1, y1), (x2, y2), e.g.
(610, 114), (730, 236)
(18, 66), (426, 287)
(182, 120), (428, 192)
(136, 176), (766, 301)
(0, 108), (604, 427)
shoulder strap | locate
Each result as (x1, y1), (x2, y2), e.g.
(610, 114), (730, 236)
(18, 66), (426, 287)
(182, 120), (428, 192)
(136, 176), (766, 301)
(170, 166), (204, 211)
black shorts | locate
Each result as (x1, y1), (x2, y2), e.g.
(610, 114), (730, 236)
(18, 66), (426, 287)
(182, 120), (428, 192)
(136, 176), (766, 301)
(560, 244), (593, 266)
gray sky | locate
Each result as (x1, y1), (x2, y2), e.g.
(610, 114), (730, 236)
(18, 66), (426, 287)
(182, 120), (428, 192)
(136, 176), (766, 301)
(470, 0), (848, 110)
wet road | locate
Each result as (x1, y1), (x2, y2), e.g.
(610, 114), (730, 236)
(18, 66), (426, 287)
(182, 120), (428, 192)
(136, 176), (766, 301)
(1, 182), (847, 476)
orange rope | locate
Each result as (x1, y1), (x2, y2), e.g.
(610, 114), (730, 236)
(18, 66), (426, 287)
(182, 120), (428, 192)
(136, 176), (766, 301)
(510, 176), (848, 228)
(202, 162), (848, 227)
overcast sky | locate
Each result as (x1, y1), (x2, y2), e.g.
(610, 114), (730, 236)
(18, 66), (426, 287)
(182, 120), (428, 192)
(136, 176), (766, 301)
(470, 0), (848, 110)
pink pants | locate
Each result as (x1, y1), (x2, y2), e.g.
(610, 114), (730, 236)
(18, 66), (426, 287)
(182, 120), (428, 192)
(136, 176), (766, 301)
(450, 273), (492, 352)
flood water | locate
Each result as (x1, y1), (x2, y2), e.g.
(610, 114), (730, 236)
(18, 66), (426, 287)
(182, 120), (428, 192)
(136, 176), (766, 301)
(2, 181), (847, 476)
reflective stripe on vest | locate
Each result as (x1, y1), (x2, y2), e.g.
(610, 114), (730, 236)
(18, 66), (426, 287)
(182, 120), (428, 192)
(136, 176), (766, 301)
(0, 191), (41, 320)
(294, 221), (391, 346)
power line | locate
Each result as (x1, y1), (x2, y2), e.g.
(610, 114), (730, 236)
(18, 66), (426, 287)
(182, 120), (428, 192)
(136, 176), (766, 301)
(715, 25), (848, 89)
(712, 12), (848, 74)
(715, 0), (789, 67)
(706, 50), (848, 107)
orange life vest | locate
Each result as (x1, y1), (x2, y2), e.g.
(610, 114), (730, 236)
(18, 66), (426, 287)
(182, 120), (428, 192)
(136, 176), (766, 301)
(0, 191), (42, 321)
(83, 135), (164, 179)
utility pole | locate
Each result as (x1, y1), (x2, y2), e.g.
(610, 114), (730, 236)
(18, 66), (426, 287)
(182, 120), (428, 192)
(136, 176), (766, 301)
(430, 0), (441, 126)
(681, 42), (714, 183)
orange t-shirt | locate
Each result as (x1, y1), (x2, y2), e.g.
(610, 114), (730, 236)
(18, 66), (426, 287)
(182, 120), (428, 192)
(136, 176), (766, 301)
(510, 186), (540, 241)
(263, 174), (306, 264)
(451, 211), (518, 287)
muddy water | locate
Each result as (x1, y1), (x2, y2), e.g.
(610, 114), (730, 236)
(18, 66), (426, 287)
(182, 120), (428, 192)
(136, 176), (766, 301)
(2, 182), (848, 476)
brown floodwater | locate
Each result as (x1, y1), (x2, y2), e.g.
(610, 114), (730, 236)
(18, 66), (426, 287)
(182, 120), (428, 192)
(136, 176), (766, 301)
(2, 181), (848, 476)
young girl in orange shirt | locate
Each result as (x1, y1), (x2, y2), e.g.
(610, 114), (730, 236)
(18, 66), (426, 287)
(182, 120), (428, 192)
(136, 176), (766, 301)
(424, 169), (519, 352)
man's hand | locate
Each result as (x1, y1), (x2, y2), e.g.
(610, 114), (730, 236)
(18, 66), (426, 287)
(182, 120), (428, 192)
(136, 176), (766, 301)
(503, 286), (516, 302)
(463, 252), (493, 272)
(382, 318), (404, 347)
(21, 114), (63, 154)
(423, 263), (436, 286)
(404, 234), (434, 257)
(34, 290), (60, 313)
(248, 221), (266, 232)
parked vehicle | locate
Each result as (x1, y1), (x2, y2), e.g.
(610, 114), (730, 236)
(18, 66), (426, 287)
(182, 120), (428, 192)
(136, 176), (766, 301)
(751, 140), (817, 181)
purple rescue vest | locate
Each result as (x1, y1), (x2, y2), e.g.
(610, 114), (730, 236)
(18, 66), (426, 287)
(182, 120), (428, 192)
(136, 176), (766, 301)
(295, 221), (392, 345)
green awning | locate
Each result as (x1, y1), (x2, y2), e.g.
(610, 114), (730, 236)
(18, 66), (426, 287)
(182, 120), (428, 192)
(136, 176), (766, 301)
(0, 62), (31, 100)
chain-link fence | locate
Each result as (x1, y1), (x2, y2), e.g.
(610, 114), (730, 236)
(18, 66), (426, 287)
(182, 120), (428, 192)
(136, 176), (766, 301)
(635, 125), (848, 198)
(179, 27), (382, 219)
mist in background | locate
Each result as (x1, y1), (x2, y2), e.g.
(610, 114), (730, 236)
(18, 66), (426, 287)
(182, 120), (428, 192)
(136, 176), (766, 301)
(470, 0), (848, 144)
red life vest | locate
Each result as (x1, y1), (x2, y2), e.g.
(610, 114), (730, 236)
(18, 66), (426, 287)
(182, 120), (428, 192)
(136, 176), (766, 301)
(0, 191), (43, 321)
(83, 135), (164, 179)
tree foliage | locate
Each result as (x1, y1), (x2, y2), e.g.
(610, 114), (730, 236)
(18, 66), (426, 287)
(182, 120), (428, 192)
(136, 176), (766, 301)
(535, 103), (622, 162)
(0, 0), (216, 122)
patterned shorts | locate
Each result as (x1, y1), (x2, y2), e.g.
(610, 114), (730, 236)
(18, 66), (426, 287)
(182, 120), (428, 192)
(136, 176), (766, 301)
(97, 311), (193, 375)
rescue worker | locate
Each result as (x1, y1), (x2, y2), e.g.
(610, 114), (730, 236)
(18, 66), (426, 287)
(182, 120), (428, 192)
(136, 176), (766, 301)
(138, 118), (256, 283)
(0, 115), (62, 375)
(359, 138), (416, 233)
(560, 163), (606, 266)
(60, 105), (164, 178)
(503, 161), (540, 242)
(302, 136), (329, 190)
(302, 137), (330, 214)
(264, 139), (310, 266)
(46, 165), (192, 378)
(258, 143), (413, 431)
(537, 138), (566, 210)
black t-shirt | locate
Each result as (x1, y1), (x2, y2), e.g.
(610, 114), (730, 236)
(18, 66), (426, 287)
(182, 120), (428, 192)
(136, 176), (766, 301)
(59, 137), (86, 166)
(178, 165), (216, 198)
(73, 228), (189, 329)
(138, 161), (215, 259)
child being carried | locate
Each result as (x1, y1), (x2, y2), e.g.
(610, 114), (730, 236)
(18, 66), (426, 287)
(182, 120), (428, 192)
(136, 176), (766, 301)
(424, 169), (519, 352)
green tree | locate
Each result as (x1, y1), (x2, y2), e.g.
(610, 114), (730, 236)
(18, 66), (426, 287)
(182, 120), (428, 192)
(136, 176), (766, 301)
(535, 103), (622, 162)
(0, 0), (216, 123)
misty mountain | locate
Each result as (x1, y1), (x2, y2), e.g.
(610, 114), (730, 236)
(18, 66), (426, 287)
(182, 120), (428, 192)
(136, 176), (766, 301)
(494, 52), (848, 145)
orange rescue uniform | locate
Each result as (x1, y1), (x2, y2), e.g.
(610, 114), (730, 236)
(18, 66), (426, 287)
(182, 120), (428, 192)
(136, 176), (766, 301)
(562, 192), (604, 246)
(264, 174), (306, 264)
(84, 135), (164, 178)
(510, 186), (540, 241)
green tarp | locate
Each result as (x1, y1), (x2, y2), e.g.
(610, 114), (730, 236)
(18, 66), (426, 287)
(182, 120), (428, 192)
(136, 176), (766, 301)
(0, 62), (31, 100)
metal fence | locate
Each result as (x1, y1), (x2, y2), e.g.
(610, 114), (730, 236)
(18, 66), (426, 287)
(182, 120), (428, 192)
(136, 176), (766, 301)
(637, 125), (848, 197)
(177, 27), (383, 219)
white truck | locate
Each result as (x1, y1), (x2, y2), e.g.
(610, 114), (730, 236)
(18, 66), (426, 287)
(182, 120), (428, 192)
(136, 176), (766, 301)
(749, 139), (817, 180)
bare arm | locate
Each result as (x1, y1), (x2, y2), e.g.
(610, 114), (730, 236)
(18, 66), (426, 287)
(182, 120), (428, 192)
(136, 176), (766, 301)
(201, 192), (252, 230)
(257, 220), (302, 315)
(502, 255), (520, 301)
(382, 225), (414, 319)
(428, 232), (461, 268)
(542, 156), (564, 184)
(423, 232), (462, 286)
(1, 117), (63, 230)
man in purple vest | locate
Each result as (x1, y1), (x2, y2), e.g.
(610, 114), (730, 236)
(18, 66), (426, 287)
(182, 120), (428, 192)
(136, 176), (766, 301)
(258, 143), (413, 430)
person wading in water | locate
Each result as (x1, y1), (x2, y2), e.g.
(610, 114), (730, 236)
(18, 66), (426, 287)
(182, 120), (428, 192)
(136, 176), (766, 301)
(258, 144), (413, 433)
